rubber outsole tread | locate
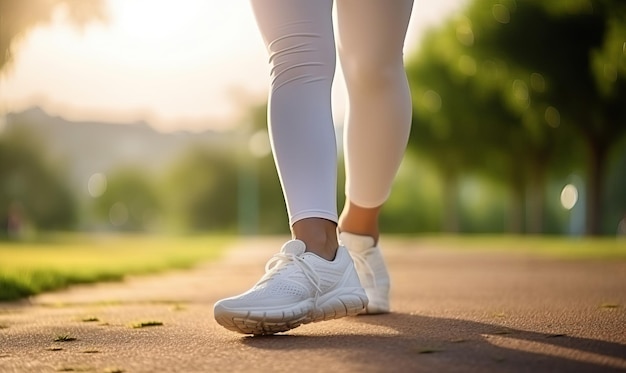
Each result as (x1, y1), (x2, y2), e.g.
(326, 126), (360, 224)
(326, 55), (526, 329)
(215, 292), (367, 335)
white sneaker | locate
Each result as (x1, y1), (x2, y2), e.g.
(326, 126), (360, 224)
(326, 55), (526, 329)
(213, 239), (368, 335)
(339, 232), (390, 314)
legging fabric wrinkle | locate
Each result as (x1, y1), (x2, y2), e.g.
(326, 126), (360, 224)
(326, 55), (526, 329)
(269, 34), (328, 90)
(250, 0), (413, 226)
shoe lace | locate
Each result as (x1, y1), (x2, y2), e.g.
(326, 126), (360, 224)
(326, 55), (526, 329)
(262, 251), (322, 300)
(350, 247), (378, 288)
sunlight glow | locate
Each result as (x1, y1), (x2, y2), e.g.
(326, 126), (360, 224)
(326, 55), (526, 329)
(0, 0), (267, 131)
(0, 0), (468, 132)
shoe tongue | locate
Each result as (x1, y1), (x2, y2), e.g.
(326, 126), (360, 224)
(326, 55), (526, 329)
(281, 240), (306, 256)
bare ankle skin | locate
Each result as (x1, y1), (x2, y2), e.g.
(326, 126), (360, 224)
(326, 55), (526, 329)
(292, 218), (339, 261)
(338, 200), (382, 244)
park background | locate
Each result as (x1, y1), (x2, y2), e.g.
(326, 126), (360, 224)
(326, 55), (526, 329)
(1, 5), (625, 372)
(1, 0), (625, 302)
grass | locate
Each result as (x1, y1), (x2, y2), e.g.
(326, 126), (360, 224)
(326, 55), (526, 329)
(130, 320), (163, 328)
(1, 233), (622, 302)
(404, 235), (626, 260)
(0, 233), (230, 302)
(80, 316), (100, 322)
(54, 334), (76, 342)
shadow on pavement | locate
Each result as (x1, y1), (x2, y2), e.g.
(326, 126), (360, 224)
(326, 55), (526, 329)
(241, 313), (626, 373)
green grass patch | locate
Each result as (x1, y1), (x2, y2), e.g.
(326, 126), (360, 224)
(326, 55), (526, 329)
(80, 316), (100, 322)
(130, 320), (163, 328)
(600, 303), (620, 309)
(0, 233), (230, 302)
(54, 334), (76, 342)
(404, 235), (626, 260)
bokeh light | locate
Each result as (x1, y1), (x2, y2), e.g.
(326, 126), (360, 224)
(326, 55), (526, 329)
(530, 72), (546, 92)
(545, 106), (561, 128)
(455, 18), (474, 46)
(423, 90), (442, 113)
(109, 202), (129, 226)
(87, 173), (107, 197)
(560, 184), (578, 210)
(492, 4), (511, 24)
(248, 130), (271, 158)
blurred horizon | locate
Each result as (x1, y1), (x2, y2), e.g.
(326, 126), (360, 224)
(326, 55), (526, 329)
(0, 0), (467, 133)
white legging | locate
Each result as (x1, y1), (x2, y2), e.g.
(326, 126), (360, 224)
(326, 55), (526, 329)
(250, 0), (413, 226)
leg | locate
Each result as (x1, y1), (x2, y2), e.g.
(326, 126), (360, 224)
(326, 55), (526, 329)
(213, 0), (368, 335)
(335, 0), (414, 314)
(251, 0), (338, 260)
(336, 0), (414, 241)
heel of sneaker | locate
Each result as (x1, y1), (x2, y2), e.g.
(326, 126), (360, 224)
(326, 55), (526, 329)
(312, 288), (368, 322)
(361, 281), (390, 314)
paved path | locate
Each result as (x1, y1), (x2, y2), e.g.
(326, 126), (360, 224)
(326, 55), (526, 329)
(0, 237), (625, 372)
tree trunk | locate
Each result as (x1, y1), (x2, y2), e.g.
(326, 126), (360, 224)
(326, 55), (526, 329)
(526, 158), (546, 234)
(507, 172), (525, 234)
(585, 139), (607, 236)
(442, 170), (460, 233)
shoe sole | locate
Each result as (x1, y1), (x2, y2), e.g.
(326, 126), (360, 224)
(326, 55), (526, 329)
(360, 288), (390, 314)
(214, 287), (367, 335)
(214, 302), (311, 335)
(311, 287), (367, 322)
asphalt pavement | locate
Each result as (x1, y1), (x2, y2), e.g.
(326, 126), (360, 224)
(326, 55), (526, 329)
(1, 236), (625, 372)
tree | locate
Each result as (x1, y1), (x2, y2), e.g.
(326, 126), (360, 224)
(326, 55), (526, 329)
(406, 0), (626, 235)
(165, 146), (239, 232)
(406, 23), (553, 233)
(0, 0), (106, 71)
(0, 127), (77, 236)
(92, 167), (162, 231)
(464, 0), (626, 234)
(407, 42), (482, 232)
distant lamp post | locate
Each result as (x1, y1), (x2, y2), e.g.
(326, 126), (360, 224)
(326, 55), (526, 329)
(238, 128), (271, 236)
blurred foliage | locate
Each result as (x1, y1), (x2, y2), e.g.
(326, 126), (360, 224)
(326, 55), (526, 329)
(1, 0), (624, 237)
(164, 146), (239, 232)
(0, 127), (77, 236)
(378, 156), (445, 233)
(406, 0), (626, 235)
(237, 102), (289, 234)
(0, 0), (107, 71)
(92, 168), (161, 231)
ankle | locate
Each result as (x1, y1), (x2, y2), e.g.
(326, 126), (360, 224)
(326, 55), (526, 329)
(292, 218), (339, 261)
(338, 201), (381, 243)
(338, 205), (380, 243)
